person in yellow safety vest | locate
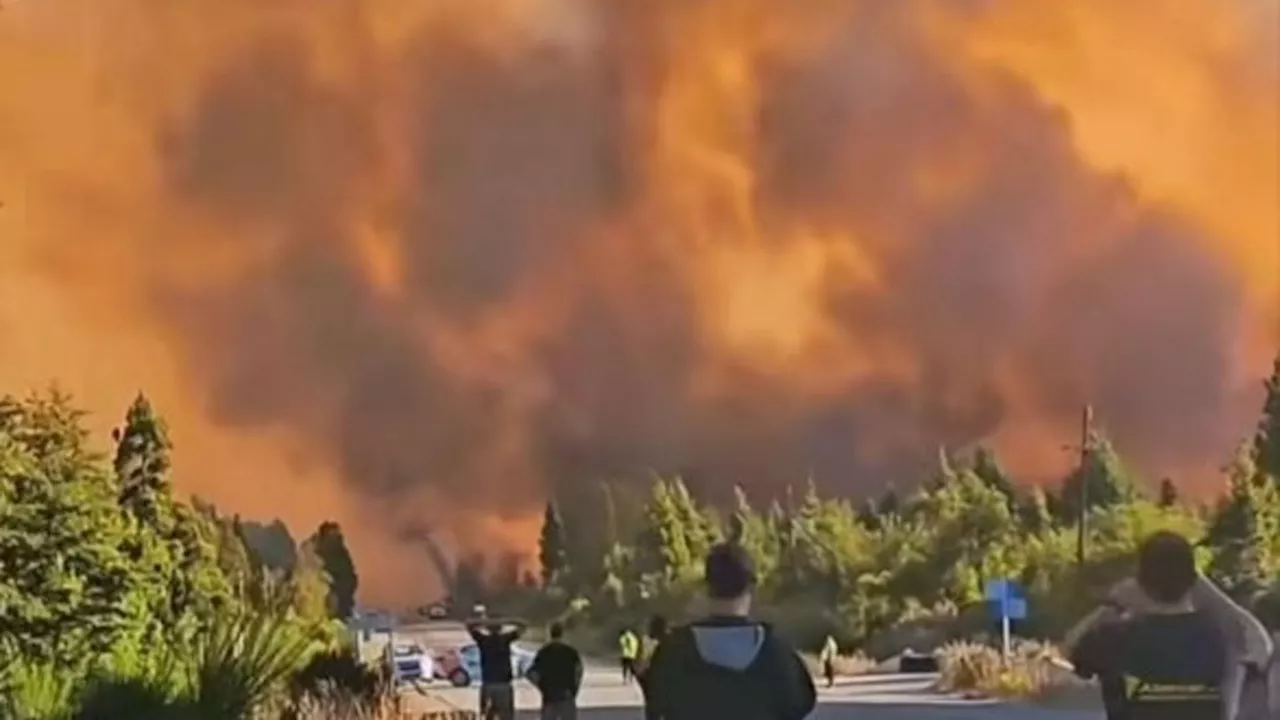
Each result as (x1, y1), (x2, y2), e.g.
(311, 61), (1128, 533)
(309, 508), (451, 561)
(819, 635), (839, 688)
(619, 628), (640, 685)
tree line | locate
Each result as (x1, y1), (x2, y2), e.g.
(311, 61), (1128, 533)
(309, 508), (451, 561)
(0, 389), (361, 716)
(4, 358), (1279, 703)
(497, 361), (1280, 652)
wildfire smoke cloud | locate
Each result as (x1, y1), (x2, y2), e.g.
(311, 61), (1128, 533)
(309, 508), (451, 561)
(0, 0), (1275, 604)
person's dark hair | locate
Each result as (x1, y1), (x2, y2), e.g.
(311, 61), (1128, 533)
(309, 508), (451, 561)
(647, 614), (668, 638)
(704, 542), (756, 600)
(1136, 531), (1197, 604)
(549, 622), (564, 640)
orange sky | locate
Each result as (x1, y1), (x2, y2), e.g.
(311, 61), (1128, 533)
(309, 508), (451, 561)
(1, 0), (1276, 605)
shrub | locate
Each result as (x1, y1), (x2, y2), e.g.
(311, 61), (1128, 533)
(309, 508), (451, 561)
(800, 652), (878, 677)
(0, 660), (78, 720)
(289, 649), (388, 707)
(935, 639), (1065, 700)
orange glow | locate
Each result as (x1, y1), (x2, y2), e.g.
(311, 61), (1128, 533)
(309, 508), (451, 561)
(1, 0), (1275, 604)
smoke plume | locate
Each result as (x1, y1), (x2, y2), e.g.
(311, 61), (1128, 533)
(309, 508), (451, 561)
(1, 0), (1276, 604)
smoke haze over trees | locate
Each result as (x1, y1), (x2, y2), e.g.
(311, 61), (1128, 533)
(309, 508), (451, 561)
(0, 0), (1276, 602)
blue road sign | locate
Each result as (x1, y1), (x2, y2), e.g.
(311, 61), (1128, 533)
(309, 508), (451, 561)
(984, 579), (1022, 601)
(984, 579), (1028, 620)
(1001, 597), (1028, 620)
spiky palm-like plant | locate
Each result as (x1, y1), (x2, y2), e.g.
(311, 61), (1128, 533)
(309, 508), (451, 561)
(186, 608), (319, 719)
(0, 660), (78, 720)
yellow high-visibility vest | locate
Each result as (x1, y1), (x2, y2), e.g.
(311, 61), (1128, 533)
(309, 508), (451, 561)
(620, 631), (639, 659)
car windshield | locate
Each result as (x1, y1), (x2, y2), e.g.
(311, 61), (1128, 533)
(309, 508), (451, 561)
(394, 644), (424, 657)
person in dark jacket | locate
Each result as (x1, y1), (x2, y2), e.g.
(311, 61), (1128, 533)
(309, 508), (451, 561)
(1067, 532), (1237, 720)
(635, 614), (669, 720)
(527, 623), (583, 720)
(646, 542), (817, 720)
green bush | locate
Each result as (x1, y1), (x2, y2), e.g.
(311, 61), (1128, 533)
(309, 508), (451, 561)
(0, 660), (78, 720)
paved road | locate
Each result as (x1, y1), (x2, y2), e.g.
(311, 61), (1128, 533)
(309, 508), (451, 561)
(389, 622), (1104, 719)
(428, 671), (1102, 719)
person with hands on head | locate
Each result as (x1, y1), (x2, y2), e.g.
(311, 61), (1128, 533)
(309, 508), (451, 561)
(646, 542), (817, 720)
(1066, 531), (1259, 720)
(466, 615), (528, 720)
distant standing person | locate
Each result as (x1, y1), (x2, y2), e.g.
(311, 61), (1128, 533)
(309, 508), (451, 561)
(466, 617), (527, 720)
(645, 543), (817, 720)
(527, 622), (583, 720)
(634, 614), (670, 720)
(619, 627), (640, 684)
(819, 635), (839, 688)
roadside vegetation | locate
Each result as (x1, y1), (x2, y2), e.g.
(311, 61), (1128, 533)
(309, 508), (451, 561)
(934, 640), (1069, 700)
(3, 360), (1280, 713)
(496, 362), (1280, 687)
(0, 390), (379, 718)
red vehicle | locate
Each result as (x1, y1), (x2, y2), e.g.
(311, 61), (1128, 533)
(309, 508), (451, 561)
(432, 647), (471, 687)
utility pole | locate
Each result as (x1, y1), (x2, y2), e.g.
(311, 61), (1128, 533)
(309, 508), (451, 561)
(1076, 405), (1094, 571)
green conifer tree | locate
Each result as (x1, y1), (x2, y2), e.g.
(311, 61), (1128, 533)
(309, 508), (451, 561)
(538, 501), (569, 588)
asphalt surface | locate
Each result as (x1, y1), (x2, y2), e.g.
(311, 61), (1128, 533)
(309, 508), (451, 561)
(381, 622), (1104, 719)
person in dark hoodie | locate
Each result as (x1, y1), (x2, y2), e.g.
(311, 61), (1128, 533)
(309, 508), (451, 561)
(645, 542), (817, 720)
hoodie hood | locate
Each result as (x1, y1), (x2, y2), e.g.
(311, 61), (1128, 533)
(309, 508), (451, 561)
(690, 621), (767, 672)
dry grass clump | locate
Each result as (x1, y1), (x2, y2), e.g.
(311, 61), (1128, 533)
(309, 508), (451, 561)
(934, 639), (1069, 700)
(800, 651), (879, 678)
(287, 688), (478, 719)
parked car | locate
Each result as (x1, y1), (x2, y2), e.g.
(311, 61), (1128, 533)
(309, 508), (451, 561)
(439, 644), (536, 687)
(432, 647), (469, 687)
(417, 603), (450, 620)
(898, 647), (939, 674)
(385, 641), (434, 686)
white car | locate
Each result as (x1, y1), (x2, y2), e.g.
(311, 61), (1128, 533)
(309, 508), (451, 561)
(386, 641), (434, 686)
(448, 644), (536, 687)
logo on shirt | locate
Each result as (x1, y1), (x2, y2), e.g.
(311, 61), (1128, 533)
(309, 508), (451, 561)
(1123, 675), (1219, 702)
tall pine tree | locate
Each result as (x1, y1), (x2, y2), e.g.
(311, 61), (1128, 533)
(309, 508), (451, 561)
(114, 394), (172, 525)
(1253, 358), (1280, 480)
(1016, 486), (1054, 536)
(113, 395), (228, 639)
(971, 445), (1017, 506)
(1057, 429), (1137, 522)
(0, 396), (142, 668)
(310, 521), (359, 619)
(1206, 444), (1279, 601)
(289, 539), (334, 624)
(538, 500), (568, 588)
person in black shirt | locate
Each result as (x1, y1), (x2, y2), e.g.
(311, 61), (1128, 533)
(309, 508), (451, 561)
(467, 618), (527, 720)
(635, 614), (669, 720)
(1067, 532), (1234, 720)
(527, 623), (583, 720)
(646, 543), (816, 720)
